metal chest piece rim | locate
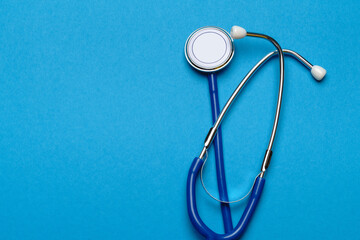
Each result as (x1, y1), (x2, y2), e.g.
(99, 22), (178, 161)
(185, 26), (234, 72)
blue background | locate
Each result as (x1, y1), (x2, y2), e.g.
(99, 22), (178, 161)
(0, 0), (359, 239)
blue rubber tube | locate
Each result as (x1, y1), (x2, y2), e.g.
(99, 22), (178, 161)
(207, 73), (233, 232)
(186, 157), (265, 240)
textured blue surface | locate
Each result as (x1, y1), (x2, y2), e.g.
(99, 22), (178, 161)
(0, 0), (359, 239)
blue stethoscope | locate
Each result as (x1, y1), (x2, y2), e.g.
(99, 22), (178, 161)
(185, 26), (326, 239)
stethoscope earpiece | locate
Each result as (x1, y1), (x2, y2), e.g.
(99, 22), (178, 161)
(230, 26), (247, 39)
(311, 65), (327, 81)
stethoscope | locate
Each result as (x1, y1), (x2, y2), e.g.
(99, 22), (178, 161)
(185, 26), (326, 240)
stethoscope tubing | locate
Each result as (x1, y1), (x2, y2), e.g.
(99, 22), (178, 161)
(207, 73), (233, 232)
(187, 157), (265, 240)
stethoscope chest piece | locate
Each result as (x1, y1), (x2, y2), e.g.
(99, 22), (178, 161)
(185, 26), (234, 72)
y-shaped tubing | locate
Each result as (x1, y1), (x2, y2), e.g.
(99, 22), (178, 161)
(188, 47), (315, 239)
(187, 157), (265, 240)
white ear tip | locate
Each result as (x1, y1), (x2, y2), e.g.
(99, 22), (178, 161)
(311, 65), (327, 81)
(230, 26), (247, 39)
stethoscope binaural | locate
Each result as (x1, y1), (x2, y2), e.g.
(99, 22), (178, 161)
(185, 26), (326, 240)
